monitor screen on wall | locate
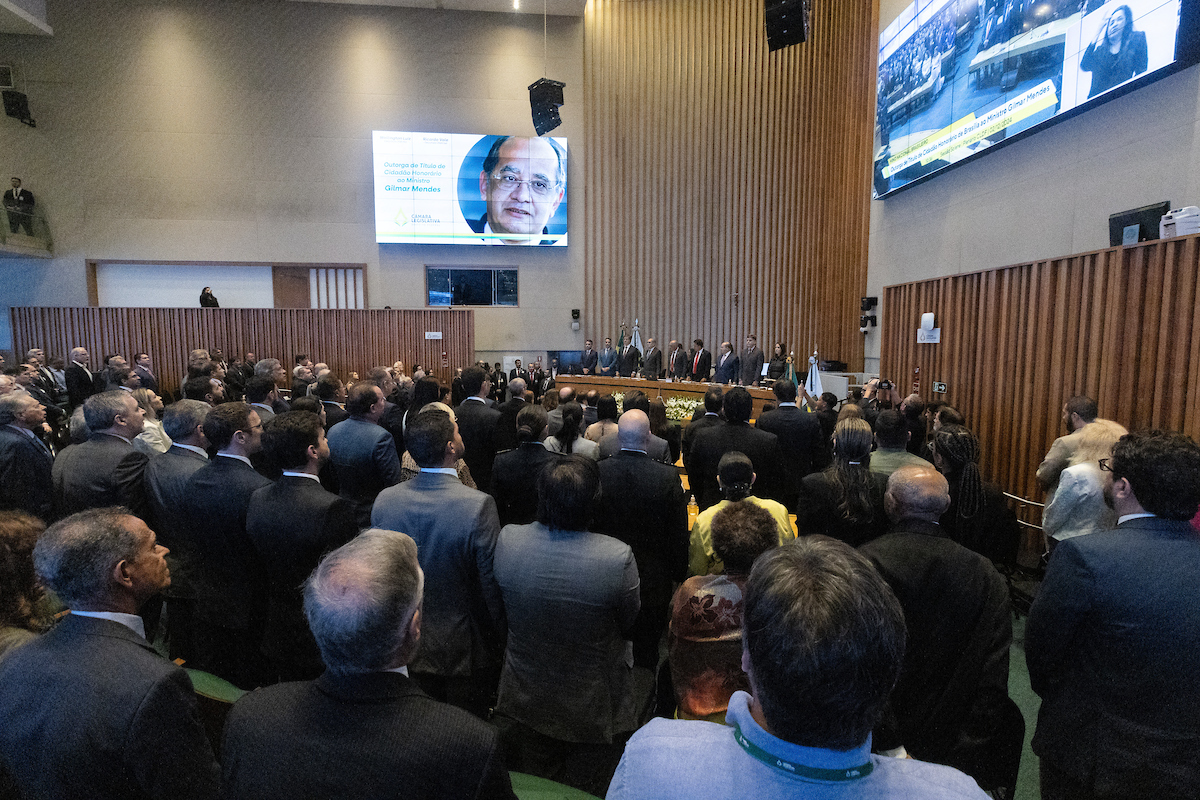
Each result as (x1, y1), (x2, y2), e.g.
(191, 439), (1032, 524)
(873, 0), (1198, 198)
(373, 131), (568, 246)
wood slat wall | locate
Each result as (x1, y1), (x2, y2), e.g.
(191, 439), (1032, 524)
(881, 233), (1200, 504)
(583, 0), (876, 368)
(10, 308), (474, 397)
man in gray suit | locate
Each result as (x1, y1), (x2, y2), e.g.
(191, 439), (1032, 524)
(0, 508), (219, 800)
(327, 383), (402, 527)
(144, 399), (212, 662)
(493, 456), (640, 796)
(372, 408), (506, 719)
(641, 337), (663, 380)
(52, 391), (150, 520)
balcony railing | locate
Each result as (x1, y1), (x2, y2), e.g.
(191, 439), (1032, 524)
(0, 208), (53, 257)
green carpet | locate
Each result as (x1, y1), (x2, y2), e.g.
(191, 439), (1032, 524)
(1009, 615), (1041, 799)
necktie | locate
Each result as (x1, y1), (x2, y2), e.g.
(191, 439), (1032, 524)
(693, 352), (700, 372)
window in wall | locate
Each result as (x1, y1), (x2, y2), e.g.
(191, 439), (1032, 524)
(426, 267), (518, 307)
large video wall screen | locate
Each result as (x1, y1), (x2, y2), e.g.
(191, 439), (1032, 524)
(874, 0), (1197, 198)
(373, 131), (568, 246)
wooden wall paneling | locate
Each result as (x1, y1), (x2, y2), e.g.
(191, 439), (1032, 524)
(881, 233), (1200, 504)
(10, 308), (473, 398)
(583, 0), (874, 371)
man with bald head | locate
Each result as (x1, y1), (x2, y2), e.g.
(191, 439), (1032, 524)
(595, 409), (688, 669)
(472, 135), (566, 246)
(859, 465), (1020, 796)
(493, 377), (528, 453)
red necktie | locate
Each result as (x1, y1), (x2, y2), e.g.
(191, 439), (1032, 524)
(693, 352), (700, 371)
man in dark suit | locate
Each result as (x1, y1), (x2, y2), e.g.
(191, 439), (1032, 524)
(327, 383), (403, 528)
(53, 390), (150, 520)
(65, 346), (98, 410)
(681, 388), (723, 472)
(220, 529), (517, 800)
(860, 466), (1021, 796)
(490, 362), (508, 401)
(313, 372), (349, 430)
(688, 338), (711, 382)
(641, 337), (663, 379)
(181, 401), (273, 689)
(582, 389), (599, 428)
(595, 410), (687, 669)
(581, 339), (599, 375)
(0, 508), (220, 800)
(687, 387), (786, 510)
(0, 392), (55, 520)
(712, 341), (739, 384)
(492, 377), (528, 454)
(491, 404), (559, 527)
(754, 378), (825, 508)
(3, 176), (35, 235)
(247, 411), (358, 683)
(132, 352), (159, 394)
(509, 358), (529, 385)
(666, 340), (688, 380)
(739, 334), (765, 386)
(372, 409), (506, 718)
(597, 392), (673, 464)
(616, 340), (641, 377)
(456, 367), (502, 494)
(144, 399), (212, 663)
(1027, 429), (1200, 800)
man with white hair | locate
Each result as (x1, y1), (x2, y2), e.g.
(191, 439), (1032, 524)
(220, 529), (516, 799)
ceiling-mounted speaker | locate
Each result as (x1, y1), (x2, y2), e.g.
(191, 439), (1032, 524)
(764, 0), (811, 52)
(529, 78), (565, 136)
(2, 90), (35, 127)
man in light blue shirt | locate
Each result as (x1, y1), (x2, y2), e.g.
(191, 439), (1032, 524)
(607, 537), (989, 800)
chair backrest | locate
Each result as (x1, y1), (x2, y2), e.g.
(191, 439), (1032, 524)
(185, 667), (248, 755)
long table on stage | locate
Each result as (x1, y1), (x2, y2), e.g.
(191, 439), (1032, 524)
(551, 375), (778, 419)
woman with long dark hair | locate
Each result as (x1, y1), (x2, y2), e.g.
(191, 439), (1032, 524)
(1080, 4), (1147, 98)
(546, 401), (599, 460)
(199, 286), (219, 307)
(0, 512), (50, 661)
(585, 394), (619, 442)
(766, 342), (789, 381)
(648, 397), (681, 464)
(796, 418), (888, 546)
(403, 376), (443, 433)
(932, 424), (1019, 565)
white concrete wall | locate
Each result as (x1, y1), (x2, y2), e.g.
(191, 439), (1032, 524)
(0, 0), (584, 357)
(867, 0), (1200, 372)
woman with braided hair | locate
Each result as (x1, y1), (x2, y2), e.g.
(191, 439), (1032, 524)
(796, 418), (889, 546)
(931, 424), (1020, 566)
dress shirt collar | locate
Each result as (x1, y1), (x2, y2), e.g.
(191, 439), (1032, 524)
(705, 412), (720, 417)
(5, 423), (39, 440)
(72, 360), (89, 370)
(172, 443), (209, 458)
(282, 470), (321, 482)
(216, 452), (252, 466)
(779, 402), (797, 407)
(620, 448), (648, 455)
(422, 467), (458, 476)
(250, 402), (273, 413)
(322, 400), (345, 409)
(725, 691), (873, 782)
(382, 665), (410, 676)
(465, 396), (488, 403)
(70, 610), (146, 639)
(1118, 512), (1157, 525)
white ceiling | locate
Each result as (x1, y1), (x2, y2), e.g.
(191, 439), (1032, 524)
(0, 0), (586, 39)
(0, 0), (52, 36)
(287, 0), (586, 16)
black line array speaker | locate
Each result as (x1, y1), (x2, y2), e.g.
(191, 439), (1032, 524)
(764, 0), (811, 52)
(528, 78), (565, 136)
(2, 90), (35, 127)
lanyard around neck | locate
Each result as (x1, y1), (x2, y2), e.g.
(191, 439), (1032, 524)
(731, 724), (873, 782)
